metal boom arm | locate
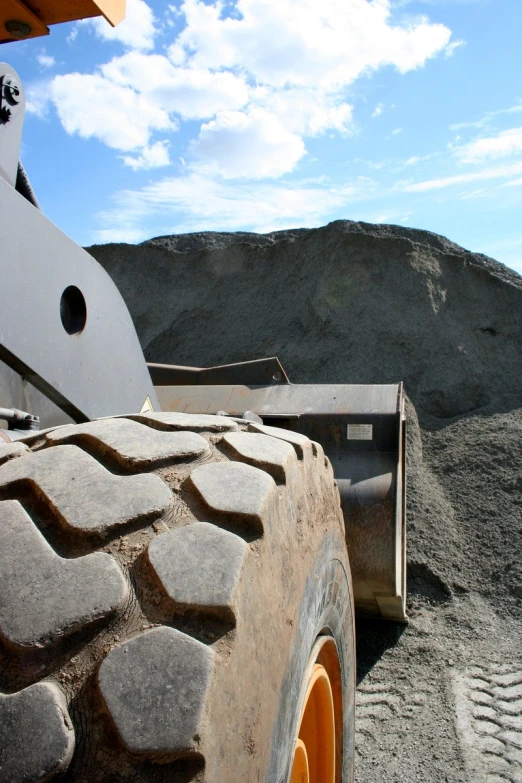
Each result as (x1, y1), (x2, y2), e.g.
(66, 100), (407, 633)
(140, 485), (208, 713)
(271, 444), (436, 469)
(0, 63), (158, 421)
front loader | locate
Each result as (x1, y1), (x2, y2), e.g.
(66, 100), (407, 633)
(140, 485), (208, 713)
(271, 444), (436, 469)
(0, 5), (406, 782)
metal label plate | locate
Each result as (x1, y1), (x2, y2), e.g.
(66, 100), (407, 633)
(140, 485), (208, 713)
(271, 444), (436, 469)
(347, 424), (373, 441)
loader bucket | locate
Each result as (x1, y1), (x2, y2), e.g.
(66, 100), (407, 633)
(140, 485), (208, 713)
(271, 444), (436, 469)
(149, 362), (407, 622)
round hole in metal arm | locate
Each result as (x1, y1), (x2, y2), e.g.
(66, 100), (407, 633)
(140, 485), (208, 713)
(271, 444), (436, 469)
(60, 285), (87, 335)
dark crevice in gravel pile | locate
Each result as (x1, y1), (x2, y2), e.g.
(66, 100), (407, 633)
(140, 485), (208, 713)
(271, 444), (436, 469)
(88, 219), (522, 783)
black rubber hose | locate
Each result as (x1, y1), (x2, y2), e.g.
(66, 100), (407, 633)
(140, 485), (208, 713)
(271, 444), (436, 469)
(15, 160), (41, 210)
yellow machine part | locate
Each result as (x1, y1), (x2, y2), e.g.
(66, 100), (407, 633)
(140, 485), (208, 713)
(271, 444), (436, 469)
(290, 664), (336, 783)
(1, 0), (125, 43)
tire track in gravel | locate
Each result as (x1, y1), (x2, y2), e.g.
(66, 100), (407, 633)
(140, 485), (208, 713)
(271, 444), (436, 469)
(354, 618), (468, 783)
(355, 592), (522, 783)
(356, 675), (434, 738)
(452, 665), (522, 783)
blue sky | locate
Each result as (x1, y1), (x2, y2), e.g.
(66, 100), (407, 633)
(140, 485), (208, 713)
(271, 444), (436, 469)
(6, 0), (522, 273)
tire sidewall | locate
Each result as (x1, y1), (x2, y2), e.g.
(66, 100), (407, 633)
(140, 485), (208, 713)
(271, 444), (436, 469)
(265, 530), (356, 783)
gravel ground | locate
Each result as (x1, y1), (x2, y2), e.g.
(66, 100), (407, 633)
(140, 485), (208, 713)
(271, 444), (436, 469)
(89, 219), (522, 783)
(355, 403), (522, 783)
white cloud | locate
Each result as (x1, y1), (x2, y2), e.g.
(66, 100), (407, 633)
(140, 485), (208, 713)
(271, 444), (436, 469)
(174, 0), (452, 89)
(31, 0), (454, 183)
(88, 0), (157, 50)
(189, 108), (306, 178)
(101, 52), (250, 119)
(26, 80), (52, 117)
(94, 226), (150, 244)
(94, 173), (364, 240)
(50, 73), (172, 151)
(457, 188), (487, 200)
(400, 161), (522, 192)
(37, 53), (55, 69)
(394, 0), (486, 6)
(122, 140), (171, 170)
(353, 152), (439, 172)
(251, 86), (354, 136)
(450, 102), (522, 132)
(403, 155), (424, 165)
(355, 157), (387, 170)
(372, 103), (384, 117)
(456, 127), (522, 163)
(505, 104), (522, 116)
(444, 39), (465, 57)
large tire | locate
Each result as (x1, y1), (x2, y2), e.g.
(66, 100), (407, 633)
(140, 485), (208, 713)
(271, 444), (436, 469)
(0, 413), (355, 783)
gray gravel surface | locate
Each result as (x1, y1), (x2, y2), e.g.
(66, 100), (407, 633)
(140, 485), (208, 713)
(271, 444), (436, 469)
(89, 219), (522, 783)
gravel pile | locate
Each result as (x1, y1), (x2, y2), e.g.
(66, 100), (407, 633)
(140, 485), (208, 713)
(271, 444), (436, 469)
(89, 219), (522, 783)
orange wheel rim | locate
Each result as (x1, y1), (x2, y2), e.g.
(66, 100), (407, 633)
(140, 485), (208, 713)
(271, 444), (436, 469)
(290, 639), (340, 783)
(290, 739), (310, 783)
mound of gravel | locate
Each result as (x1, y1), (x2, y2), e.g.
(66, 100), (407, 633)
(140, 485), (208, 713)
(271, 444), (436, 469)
(88, 219), (522, 783)
(91, 220), (522, 421)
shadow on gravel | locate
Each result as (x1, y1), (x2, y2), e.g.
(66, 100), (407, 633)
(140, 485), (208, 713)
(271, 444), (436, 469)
(355, 619), (406, 685)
